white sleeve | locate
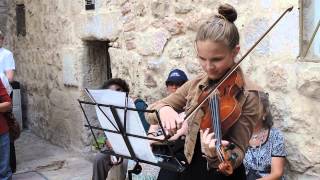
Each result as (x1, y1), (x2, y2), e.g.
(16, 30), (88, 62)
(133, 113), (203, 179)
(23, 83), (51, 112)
(4, 51), (15, 71)
(0, 73), (12, 95)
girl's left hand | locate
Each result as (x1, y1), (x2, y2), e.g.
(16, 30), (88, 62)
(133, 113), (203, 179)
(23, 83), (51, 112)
(200, 128), (229, 158)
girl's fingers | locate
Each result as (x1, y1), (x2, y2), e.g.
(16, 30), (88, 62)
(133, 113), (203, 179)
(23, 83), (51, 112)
(206, 132), (215, 144)
(221, 140), (229, 146)
(202, 128), (209, 139)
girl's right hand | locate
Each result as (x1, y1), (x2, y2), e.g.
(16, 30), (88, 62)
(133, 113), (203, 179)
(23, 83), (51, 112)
(159, 106), (184, 135)
(168, 120), (188, 141)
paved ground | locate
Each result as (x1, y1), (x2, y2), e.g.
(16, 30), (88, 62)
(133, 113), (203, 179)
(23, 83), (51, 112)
(12, 130), (93, 180)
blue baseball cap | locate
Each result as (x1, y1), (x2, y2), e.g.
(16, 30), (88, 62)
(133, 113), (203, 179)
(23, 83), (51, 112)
(165, 69), (188, 86)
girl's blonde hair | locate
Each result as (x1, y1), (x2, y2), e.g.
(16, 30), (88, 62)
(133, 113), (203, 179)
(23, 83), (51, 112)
(196, 3), (239, 50)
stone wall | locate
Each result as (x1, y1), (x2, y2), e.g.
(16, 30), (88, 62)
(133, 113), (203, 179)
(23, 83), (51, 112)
(5, 0), (320, 179)
(0, 0), (8, 33)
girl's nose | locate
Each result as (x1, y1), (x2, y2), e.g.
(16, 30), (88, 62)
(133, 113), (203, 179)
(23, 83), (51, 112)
(206, 61), (215, 71)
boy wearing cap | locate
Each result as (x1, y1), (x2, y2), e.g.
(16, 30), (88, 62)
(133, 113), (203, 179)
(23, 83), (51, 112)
(147, 69), (189, 180)
(165, 69), (188, 94)
(148, 69), (189, 138)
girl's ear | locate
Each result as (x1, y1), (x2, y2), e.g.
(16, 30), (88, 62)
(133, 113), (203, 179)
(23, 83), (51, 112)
(232, 45), (240, 58)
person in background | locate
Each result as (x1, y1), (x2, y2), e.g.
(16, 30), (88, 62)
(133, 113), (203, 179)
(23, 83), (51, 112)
(0, 80), (13, 180)
(244, 92), (286, 180)
(92, 78), (148, 180)
(131, 69), (189, 180)
(0, 30), (15, 83)
(165, 69), (189, 95)
(0, 30), (16, 174)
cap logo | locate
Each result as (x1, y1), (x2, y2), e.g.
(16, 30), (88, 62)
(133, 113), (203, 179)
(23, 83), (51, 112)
(170, 72), (181, 77)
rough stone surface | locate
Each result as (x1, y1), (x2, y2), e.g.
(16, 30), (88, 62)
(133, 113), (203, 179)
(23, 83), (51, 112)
(265, 65), (289, 93)
(174, 1), (194, 14)
(152, 18), (186, 35)
(186, 9), (213, 31)
(0, 0), (8, 32)
(296, 63), (320, 100)
(62, 48), (81, 87)
(80, 11), (123, 41)
(135, 28), (171, 56)
(151, 0), (170, 18)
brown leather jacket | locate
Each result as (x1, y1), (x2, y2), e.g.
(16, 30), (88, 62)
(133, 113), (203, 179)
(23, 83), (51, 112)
(146, 72), (263, 169)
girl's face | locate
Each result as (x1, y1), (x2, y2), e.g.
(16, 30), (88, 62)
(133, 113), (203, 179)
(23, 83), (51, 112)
(196, 40), (239, 81)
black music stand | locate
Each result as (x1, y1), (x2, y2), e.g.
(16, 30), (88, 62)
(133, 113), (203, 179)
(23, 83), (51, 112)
(78, 89), (185, 179)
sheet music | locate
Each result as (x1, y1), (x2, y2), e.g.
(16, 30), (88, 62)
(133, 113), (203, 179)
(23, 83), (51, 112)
(87, 89), (158, 163)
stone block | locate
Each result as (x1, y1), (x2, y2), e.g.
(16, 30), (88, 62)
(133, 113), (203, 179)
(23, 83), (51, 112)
(14, 0), (24, 4)
(62, 49), (80, 87)
(286, 140), (313, 173)
(186, 61), (202, 75)
(121, 2), (131, 15)
(151, 0), (170, 18)
(109, 48), (141, 73)
(0, 0), (7, 6)
(135, 3), (146, 17)
(144, 73), (157, 88)
(125, 40), (136, 50)
(174, 1), (193, 14)
(0, 5), (7, 14)
(123, 23), (135, 32)
(186, 10), (212, 31)
(80, 11), (122, 41)
(147, 57), (165, 72)
(265, 65), (289, 93)
(166, 36), (194, 59)
(296, 63), (320, 100)
(136, 28), (170, 56)
(162, 18), (186, 35)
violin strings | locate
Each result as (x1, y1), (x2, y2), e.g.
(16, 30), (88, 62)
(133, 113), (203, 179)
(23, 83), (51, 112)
(209, 94), (225, 162)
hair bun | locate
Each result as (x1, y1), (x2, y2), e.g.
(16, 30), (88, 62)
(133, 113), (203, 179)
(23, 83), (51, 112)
(218, 4), (237, 23)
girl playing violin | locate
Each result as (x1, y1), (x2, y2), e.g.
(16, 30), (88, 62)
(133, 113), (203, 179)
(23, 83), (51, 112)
(147, 3), (263, 180)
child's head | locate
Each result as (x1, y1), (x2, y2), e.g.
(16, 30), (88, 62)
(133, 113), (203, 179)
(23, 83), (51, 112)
(196, 3), (239, 50)
(195, 4), (240, 81)
(101, 78), (130, 93)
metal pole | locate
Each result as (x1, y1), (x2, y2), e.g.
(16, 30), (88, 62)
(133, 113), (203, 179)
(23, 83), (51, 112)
(303, 19), (320, 57)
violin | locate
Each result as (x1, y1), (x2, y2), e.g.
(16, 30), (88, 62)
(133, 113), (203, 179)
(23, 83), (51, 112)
(198, 69), (244, 175)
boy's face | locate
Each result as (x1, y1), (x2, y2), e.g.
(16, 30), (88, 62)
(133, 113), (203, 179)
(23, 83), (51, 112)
(166, 82), (182, 94)
(107, 84), (124, 92)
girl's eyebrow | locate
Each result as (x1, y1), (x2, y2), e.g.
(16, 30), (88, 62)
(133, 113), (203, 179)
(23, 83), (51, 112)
(197, 55), (225, 60)
(209, 56), (224, 60)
